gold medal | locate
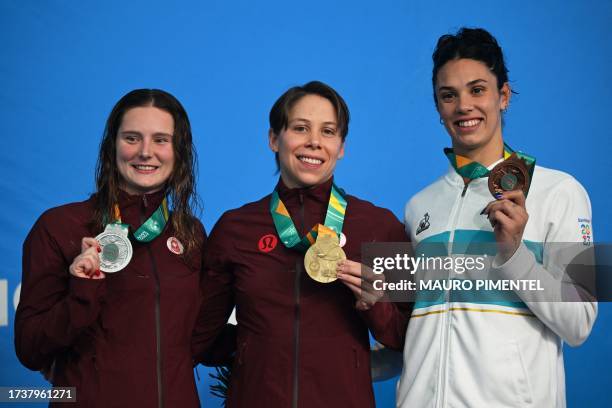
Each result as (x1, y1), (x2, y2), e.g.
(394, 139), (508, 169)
(304, 233), (346, 283)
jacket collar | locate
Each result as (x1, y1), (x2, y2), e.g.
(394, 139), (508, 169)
(276, 177), (334, 206)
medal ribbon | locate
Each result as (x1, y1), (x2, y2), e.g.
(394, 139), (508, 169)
(444, 143), (536, 191)
(107, 197), (170, 243)
(270, 183), (347, 253)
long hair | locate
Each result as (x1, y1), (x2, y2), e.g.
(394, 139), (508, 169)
(93, 89), (202, 254)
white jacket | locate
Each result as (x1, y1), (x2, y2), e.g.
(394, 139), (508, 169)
(397, 163), (597, 408)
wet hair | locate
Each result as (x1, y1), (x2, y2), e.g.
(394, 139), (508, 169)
(432, 27), (512, 104)
(269, 80), (350, 169)
(93, 89), (202, 255)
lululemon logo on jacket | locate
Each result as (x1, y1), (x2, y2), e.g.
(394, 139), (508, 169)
(258, 234), (278, 253)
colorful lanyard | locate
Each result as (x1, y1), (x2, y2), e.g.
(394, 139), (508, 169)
(445, 142), (536, 182)
(108, 197), (170, 243)
(270, 183), (347, 253)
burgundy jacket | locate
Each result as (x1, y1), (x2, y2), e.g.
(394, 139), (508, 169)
(15, 190), (205, 408)
(192, 179), (410, 408)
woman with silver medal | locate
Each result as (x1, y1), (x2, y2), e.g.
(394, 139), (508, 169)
(192, 81), (411, 407)
(15, 89), (211, 407)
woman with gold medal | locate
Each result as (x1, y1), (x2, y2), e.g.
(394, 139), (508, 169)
(192, 81), (411, 407)
(15, 89), (210, 407)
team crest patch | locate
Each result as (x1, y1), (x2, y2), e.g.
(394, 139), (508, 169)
(167, 237), (184, 255)
(416, 213), (430, 235)
(578, 218), (592, 246)
(258, 234), (278, 253)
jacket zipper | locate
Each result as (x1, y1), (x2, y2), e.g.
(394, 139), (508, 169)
(292, 191), (305, 408)
(437, 181), (469, 408)
(142, 195), (164, 408)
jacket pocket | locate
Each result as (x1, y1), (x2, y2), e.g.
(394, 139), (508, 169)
(508, 341), (534, 406)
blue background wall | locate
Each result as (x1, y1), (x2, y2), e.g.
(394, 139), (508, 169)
(1, 0), (610, 406)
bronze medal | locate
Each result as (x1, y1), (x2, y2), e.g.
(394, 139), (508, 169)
(304, 234), (346, 283)
(488, 153), (531, 197)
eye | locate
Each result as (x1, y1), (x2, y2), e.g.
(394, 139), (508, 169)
(472, 86), (486, 95)
(322, 127), (337, 137)
(293, 125), (308, 133)
(440, 92), (456, 102)
(123, 134), (139, 143)
(154, 136), (171, 144)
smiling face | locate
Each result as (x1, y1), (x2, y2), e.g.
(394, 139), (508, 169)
(436, 58), (511, 165)
(116, 106), (175, 195)
(269, 94), (345, 189)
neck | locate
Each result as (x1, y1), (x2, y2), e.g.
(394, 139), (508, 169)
(453, 135), (504, 168)
(280, 173), (332, 190)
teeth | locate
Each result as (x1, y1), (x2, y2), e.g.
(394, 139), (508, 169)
(134, 165), (157, 170)
(458, 119), (481, 127)
(299, 156), (322, 165)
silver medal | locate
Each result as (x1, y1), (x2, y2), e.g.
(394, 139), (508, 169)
(95, 224), (133, 273)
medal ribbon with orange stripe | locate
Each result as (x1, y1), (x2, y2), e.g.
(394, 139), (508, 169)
(270, 184), (347, 252)
(445, 143), (536, 195)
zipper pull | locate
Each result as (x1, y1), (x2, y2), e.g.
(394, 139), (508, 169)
(461, 182), (469, 197)
(143, 194), (148, 208)
(298, 191), (304, 204)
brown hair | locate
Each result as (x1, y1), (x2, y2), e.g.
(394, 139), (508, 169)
(269, 81), (350, 169)
(93, 89), (202, 254)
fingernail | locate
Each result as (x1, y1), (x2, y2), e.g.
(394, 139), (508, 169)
(95, 269), (100, 276)
(480, 208), (487, 215)
(97, 247), (102, 253)
(494, 193), (503, 199)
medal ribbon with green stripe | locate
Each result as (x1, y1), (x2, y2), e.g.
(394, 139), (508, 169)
(107, 197), (170, 242)
(270, 184), (347, 253)
(444, 143), (536, 191)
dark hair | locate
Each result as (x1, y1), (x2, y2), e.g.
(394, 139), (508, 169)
(269, 81), (350, 169)
(93, 89), (202, 254)
(432, 27), (512, 104)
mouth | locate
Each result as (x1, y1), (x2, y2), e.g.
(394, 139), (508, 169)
(131, 164), (159, 174)
(453, 118), (483, 132)
(297, 155), (324, 167)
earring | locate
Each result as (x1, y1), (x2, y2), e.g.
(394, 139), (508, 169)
(439, 118), (444, 125)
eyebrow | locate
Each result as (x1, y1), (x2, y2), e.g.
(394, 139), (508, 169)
(289, 118), (338, 126)
(119, 130), (173, 138)
(437, 78), (488, 91)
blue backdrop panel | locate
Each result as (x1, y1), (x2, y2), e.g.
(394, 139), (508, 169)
(1, 1), (610, 407)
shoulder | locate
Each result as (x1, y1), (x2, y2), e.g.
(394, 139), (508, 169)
(405, 173), (449, 217)
(530, 165), (590, 202)
(345, 194), (407, 241)
(24, 197), (94, 254)
(214, 194), (271, 229)
(346, 194), (398, 221)
(34, 197), (95, 234)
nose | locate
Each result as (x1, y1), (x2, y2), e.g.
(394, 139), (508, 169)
(306, 130), (322, 149)
(456, 94), (474, 114)
(139, 137), (153, 159)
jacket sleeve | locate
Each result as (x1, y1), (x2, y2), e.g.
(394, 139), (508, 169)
(14, 213), (106, 371)
(360, 209), (413, 350)
(492, 177), (597, 346)
(191, 213), (236, 365)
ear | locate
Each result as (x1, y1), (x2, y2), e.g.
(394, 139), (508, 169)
(268, 129), (279, 153)
(338, 141), (345, 160)
(500, 82), (511, 110)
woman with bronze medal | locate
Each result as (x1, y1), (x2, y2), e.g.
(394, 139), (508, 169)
(375, 28), (596, 407)
(192, 81), (411, 407)
(15, 89), (209, 407)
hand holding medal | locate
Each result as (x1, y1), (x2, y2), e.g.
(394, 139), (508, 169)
(69, 237), (105, 279)
(336, 260), (384, 311)
(482, 187), (530, 264)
